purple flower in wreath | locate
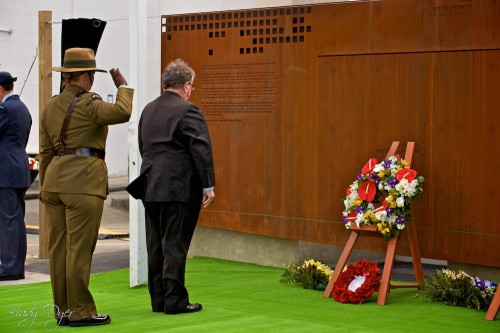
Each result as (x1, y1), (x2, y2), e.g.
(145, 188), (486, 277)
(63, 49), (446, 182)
(368, 173), (379, 181)
(383, 159), (392, 169)
(355, 206), (364, 214)
(357, 173), (364, 181)
(396, 216), (407, 225)
(386, 208), (393, 216)
(387, 177), (398, 187)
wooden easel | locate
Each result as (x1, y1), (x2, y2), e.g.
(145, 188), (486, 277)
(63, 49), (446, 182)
(323, 141), (424, 305)
(485, 282), (500, 320)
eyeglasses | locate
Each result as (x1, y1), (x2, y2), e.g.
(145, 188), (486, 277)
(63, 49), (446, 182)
(187, 82), (196, 91)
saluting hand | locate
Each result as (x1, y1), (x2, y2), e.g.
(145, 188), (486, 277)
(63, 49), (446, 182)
(110, 68), (127, 88)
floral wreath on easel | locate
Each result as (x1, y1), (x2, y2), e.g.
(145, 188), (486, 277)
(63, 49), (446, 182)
(332, 260), (381, 304)
(342, 156), (424, 240)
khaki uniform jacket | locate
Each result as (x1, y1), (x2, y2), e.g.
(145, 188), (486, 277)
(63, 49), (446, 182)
(40, 83), (133, 198)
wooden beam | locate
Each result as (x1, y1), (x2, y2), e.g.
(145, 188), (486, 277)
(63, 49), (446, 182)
(485, 282), (500, 320)
(38, 10), (52, 259)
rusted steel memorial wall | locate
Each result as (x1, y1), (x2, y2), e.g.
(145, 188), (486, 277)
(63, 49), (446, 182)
(161, 0), (500, 267)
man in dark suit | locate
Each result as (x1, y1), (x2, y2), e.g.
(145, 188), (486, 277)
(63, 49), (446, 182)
(0, 71), (32, 281)
(130, 58), (215, 315)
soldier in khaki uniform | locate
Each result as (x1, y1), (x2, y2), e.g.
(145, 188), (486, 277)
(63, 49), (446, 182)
(39, 48), (134, 327)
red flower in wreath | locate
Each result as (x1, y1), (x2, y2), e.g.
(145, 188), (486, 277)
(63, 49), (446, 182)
(361, 158), (377, 174)
(332, 260), (381, 304)
(396, 168), (417, 182)
(357, 181), (376, 203)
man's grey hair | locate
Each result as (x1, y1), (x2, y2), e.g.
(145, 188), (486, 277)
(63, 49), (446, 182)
(162, 59), (195, 90)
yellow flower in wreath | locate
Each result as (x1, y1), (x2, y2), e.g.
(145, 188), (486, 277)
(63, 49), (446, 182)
(386, 195), (397, 209)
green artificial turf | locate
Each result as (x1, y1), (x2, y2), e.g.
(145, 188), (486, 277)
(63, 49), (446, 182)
(0, 257), (498, 332)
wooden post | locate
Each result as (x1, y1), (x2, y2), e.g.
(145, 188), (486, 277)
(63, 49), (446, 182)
(38, 10), (52, 259)
(485, 282), (500, 321)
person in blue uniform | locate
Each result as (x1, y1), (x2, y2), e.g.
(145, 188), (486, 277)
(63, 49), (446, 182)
(0, 71), (32, 281)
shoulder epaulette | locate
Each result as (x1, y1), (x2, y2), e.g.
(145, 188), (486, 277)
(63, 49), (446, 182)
(90, 93), (103, 101)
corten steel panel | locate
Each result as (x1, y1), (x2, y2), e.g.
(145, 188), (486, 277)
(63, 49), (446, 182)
(315, 53), (433, 255)
(429, 50), (500, 265)
(161, 0), (500, 267)
(161, 8), (294, 237)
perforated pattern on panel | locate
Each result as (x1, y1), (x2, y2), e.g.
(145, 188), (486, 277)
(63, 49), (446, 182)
(161, 6), (312, 56)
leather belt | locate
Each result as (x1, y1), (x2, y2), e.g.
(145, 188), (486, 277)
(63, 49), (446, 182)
(55, 147), (105, 160)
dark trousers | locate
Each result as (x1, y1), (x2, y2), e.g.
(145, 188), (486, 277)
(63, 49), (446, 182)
(0, 188), (27, 277)
(143, 201), (200, 312)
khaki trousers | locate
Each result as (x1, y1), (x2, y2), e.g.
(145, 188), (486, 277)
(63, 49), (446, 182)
(43, 191), (104, 320)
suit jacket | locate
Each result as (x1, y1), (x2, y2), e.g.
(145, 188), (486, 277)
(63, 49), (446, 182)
(40, 84), (134, 198)
(135, 91), (215, 203)
(0, 94), (32, 188)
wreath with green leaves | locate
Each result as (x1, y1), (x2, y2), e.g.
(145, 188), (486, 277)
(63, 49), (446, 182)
(342, 156), (424, 239)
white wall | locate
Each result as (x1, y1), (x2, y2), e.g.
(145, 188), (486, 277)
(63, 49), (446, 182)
(0, 0), (338, 176)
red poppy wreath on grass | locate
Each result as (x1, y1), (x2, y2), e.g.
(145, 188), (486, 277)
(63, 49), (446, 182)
(332, 260), (381, 304)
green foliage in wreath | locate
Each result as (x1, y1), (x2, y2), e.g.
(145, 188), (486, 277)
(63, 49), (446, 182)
(416, 269), (497, 311)
(280, 259), (333, 291)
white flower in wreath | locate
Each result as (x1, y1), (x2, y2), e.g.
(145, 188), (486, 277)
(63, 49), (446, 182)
(405, 185), (417, 196)
(345, 191), (360, 209)
(355, 214), (366, 228)
(373, 164), (385, 173)
(395, 178), (408, 192)
(375, 210), (387, 222)
(344, 195), (355, 209)
(396, 197), (405, 207)
(349, 191), (359, 201)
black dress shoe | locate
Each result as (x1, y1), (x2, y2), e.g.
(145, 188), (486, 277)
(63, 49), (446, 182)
(165, 303), (203, 314)
(55, 317), (69, 326)
(69, 314), (111, 327)
(0, 274), (22, 281)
